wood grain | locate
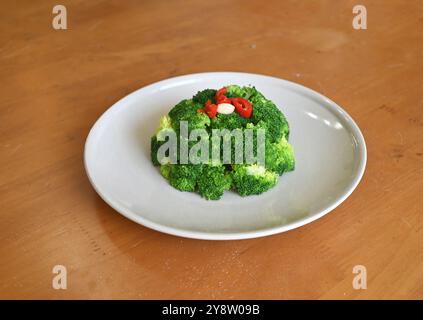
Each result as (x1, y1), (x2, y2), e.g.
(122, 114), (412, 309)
(0, 0), (422, 299)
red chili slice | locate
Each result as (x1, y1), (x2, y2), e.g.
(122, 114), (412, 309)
(197, 100), (212, 114)
(232, 97), (253, 118)
(215, 87), (230, 104)
(203, 99), (218, 119)
(205, 104), (217, 119)
(197, 89), (253, 119)
(215, 87), (227, 98)
(216, 96), (232, 104)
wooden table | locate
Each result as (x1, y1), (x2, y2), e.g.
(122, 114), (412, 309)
(1, 0), (422, 299)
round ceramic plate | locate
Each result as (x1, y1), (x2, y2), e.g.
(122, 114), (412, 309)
(84, 72), (366, 240)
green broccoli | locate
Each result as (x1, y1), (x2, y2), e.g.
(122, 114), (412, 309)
(151, 85), (295, 200)
(231, 164), (278, 196)
(151, 115), (176, 165)
(162, 164), (203, 192)
(226, 85), (261, 100)
(265, 136), (295, 175)
(160, 163), (171, 179)
(156, 114), (173, 134)
(151, 136), (162, 166)
(251, 100), (289, 142)
(242, 121), (267, 163)
(243, 121), (294, 174)
(192, 89), (217, 104)
(227, 85), (289, 141)
(168, 99), (210, 132)
(211, 113), (248, 131)
(209, 112), (248, 165)
(197, 164), (232, 200)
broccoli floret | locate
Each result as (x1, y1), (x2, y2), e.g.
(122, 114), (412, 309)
(164, 164), (203, 192)
(192, 89), (217, 104)
(211, 113), (248, 131)
(226, 85), (261, 100)
(155, 114), (176, 149)
(231, 164), (278, 196)
(226, 84), (244, 98)
(251, 100), (289, 142)
(265, 136), (295, 175)
(151, 136), (162, 166)
(243, 121), (294, 174)
(160, 164), (171, 179)
(151, 115), (176, 165)
(168, 99), (210, 132)
(227, 85), (289, 141)
(243, 121), (267, 162)
(208, 121), (265, 166)
(197, 164), (232, 200)
(156, 115), (173, 133)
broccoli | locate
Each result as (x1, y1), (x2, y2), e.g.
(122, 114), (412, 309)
(192, 89), (217, 104)
(242, 121), (267, 163)
(151, 85), (295, 200)
(243, 121), (294, 174)
(210, 113), (248, 165)
(265, 136), (295, 175)
(151, 115), (176, 165)
(197, 164), (232, 200)
(227, 85), (289, 141)
(163, 164), (203, 192)
(160, 163), (171, 179)
(211, 113), (248, 131)
(251, 100), (289, 142)
(168, 99), (210, 132)
(231, 164), (278, 196)
(151, 136), (162, 166)
(156, 114), (173, 134)
(160, 163), (231, 199)
(226, 85), (261, 100)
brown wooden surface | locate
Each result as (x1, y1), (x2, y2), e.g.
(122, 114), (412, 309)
(1, 0), (422, 299)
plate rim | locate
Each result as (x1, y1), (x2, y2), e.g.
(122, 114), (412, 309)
(84, 71), (367, 240)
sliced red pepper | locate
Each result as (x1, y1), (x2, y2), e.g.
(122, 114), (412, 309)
(215, 87), (227, 98)
(205, 104), (217, 119)
(215, 87), (230, 104)
(203, 99), (218, 119)
(232, 97), (253, 118)
(197, 100), (212, 114)
(197, 89), (253, 119)
(216, 96), (232, 104)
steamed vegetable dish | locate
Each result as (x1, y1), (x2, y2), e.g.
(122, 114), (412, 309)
(150, 85), (295, 200)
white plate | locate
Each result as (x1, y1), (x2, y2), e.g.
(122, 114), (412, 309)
(84, 72), (366, 240)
